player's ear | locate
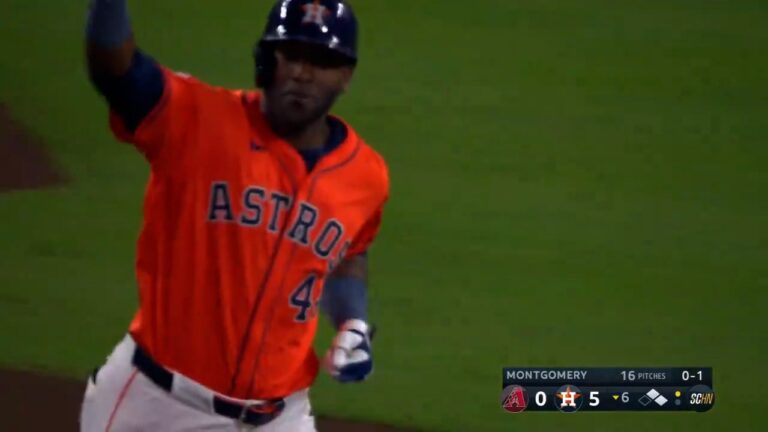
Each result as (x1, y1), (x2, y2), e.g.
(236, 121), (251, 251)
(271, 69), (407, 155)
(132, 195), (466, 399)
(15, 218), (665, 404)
(340, 66), (354, 93)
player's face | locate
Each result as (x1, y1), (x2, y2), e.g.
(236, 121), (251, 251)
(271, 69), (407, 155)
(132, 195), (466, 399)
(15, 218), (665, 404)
(265, 41), (354, 132)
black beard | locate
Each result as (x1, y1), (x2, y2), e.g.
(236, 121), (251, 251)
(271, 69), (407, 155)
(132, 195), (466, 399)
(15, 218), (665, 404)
(265, 90), (338, 139)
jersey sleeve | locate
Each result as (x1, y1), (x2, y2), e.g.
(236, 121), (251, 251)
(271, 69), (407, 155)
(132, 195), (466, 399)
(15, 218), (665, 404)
(347, 202), (385, 257)
(347, 154), (390, 257)
(108, 67), (201, 164)
(90, 50), (165, 134)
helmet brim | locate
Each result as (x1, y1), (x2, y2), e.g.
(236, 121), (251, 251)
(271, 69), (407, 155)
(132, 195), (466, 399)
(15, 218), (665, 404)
(260, 34), (357, 64)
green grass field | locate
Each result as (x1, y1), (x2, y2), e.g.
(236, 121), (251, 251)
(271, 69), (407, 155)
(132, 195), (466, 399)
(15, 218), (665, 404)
(1, 0), (766, 430)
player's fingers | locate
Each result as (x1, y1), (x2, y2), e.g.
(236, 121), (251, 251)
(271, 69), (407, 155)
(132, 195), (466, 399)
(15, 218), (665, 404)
(331, 347), (348, 368)
(322, 350), (335, 370)
(347, 348), (369, 364)
(335, 330), (363, 351)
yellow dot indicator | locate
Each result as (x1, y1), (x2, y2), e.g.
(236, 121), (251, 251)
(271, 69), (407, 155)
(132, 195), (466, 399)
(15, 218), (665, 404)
(675, 391), (682, 397)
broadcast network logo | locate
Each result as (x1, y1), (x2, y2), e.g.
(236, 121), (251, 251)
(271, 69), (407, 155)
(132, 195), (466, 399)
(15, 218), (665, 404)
(500, 385), (529, 413)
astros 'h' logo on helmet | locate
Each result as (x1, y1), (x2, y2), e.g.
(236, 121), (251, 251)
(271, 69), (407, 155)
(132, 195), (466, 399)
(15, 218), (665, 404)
(302, 0), (331, 26)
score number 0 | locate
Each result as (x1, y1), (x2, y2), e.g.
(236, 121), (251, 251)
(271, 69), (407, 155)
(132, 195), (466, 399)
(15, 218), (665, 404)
(534, 391), (601, 407)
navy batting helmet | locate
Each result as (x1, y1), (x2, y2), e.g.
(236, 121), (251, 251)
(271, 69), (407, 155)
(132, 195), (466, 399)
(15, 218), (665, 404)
(255, 0), (358, 88)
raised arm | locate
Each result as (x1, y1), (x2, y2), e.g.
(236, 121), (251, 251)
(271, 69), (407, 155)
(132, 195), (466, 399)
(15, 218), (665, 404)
(85, 0), (135, 76)
(85, 0), (163, 132)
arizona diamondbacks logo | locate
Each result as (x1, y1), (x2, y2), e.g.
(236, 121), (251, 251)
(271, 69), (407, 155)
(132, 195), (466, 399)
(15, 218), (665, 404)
(302, 1), (331, 26)
(500, 385), (529, 413)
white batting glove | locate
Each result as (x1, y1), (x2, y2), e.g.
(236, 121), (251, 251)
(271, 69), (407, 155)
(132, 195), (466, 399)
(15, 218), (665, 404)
(324, 319), (374, 383)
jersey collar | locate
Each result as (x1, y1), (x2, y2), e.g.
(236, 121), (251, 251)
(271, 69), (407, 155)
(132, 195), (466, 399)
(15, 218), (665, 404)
(244, 91), (360, 185)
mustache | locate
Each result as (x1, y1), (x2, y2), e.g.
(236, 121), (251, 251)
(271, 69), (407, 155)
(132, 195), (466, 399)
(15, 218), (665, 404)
(281, 88), (316, 99)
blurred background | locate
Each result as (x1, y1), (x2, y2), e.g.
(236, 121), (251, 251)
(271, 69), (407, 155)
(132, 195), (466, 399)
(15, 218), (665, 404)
(1, 0), (766, 430)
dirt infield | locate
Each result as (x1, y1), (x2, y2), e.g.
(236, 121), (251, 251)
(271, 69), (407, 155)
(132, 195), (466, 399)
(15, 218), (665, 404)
(0, 104), (66, 192)
(0, 369), (410, 432)
(0, 105), (412, 432)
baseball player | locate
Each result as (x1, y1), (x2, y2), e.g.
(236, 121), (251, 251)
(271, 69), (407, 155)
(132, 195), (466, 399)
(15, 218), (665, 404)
(80, 0), (388, 430)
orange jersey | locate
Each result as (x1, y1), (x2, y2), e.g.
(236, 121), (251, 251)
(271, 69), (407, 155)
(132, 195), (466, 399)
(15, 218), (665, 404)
(109, 67), (389, 399)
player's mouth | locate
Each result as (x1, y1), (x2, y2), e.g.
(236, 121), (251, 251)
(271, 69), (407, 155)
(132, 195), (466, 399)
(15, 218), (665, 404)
(282, 90), (315, 106)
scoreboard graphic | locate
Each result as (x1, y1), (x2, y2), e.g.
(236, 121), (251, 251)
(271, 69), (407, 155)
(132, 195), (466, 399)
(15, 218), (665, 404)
(500, 367), (714, 413)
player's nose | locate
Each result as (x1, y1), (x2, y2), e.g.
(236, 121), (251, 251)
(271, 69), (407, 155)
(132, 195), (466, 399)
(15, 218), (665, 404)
(287, 59), (315, 82)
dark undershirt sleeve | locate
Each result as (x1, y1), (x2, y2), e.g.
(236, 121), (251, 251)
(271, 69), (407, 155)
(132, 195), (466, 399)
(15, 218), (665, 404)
(89, 50), (165, 133)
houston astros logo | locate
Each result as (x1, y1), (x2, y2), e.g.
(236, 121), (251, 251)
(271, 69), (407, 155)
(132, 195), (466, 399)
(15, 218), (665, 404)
(555, 384), (583, 412)
(302, 1), (331, 26)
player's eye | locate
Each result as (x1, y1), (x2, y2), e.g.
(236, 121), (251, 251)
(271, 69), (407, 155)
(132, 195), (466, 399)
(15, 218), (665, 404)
(279, 48), (304, 63)
(308, 51), (350, 69)
(277, 44), (349, 69)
